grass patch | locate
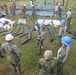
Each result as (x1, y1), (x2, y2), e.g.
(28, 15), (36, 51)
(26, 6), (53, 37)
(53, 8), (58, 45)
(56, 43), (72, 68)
(0, 0), (76, 75)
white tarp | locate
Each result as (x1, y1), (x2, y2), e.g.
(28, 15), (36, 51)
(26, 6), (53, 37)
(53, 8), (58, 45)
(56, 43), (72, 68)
(52, 20), (60, 27)
(0, 18), (15, 30)
(37, 19), (44, 24)
(17, 19), (26, 24)
(36, 19), (60, 26)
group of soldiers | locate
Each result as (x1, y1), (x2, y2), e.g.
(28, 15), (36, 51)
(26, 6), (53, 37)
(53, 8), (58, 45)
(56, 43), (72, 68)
(0, 0), (73, 75)
(37, 20), (72, 75)
(0, 0), (36, 19)
(2, 0), (16, 16)
(52, 2), (72, 29)
(0, 20), (72, 75)
(52, 2), (62, 19)
(38, 35), (72, 75)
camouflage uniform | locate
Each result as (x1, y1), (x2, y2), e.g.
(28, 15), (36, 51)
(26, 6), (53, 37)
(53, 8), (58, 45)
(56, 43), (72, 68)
(12, 1), (16, 15)
(54, 46), (66, 75)
(0, 42), (22, 75)
(4, 2), (8, 15)
(9, 3), (14, 16)
(62, 0), (64, 6)
(64, 0), (68, 10)
(66, 10), (72, 29)
(38, 58), (55, 75)
(58, 4), (62, 18)
(52, 4), (58, 18)
(57, 25), (67, 48)
(20, 5), (27, 19)
(0, 44), (4, 58)
(52, 0), (55, 4)
(32, 5), (36, 19)
(44, 0), (46, 6)
(37, 28), (45, 49)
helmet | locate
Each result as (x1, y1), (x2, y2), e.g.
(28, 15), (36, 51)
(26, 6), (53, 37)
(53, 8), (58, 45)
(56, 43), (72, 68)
(62, 36), (72, 46)
(44, 50), (52, 61)
(5, 34), (14, 41)
(69, 8), (72, 10)
(39, 23), (44, 28)
(58, 3), (61, 5)
(31, 5), (34, 7)
(24, 4), (26, 6)
(60, 20), (66, 25)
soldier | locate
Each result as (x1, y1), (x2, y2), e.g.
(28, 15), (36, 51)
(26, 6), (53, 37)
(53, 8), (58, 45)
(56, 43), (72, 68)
(31, 5), (36, 19)
(64, 0), (68, 10)
(0, 34), (23, 75)
(0, 44), (4, 58)
(30, 0), (33, 6)
(58, 20), (67, 37)
(36, 24), (46, 54)
(9, 2), (14, 16)
(12, 0), (16, 15)
(30, 0), (34, 5)
(52, 3), (58, 18)
(52, 0), (55, 4)
(54, 36), (72, 75)
(57, 20), (67, 48)
(3, 1), (8, 15)
(20, 4), (27, 19)
(57, 3), (62, 19)
(44, 0), (46, 6)
(0, 4), (4, 10)
(38, 50), (55, 75)
(66, 8), (72, 30)
(62, 0), (65, 6)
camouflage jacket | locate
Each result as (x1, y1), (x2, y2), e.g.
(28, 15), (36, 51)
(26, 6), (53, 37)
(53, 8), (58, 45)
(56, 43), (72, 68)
(36, 31), (46, 41)
(38, 58), (55, 75)
(56, 46), (66, 62)
(58, 27), (65, 37)
(0, 42), (22, 65)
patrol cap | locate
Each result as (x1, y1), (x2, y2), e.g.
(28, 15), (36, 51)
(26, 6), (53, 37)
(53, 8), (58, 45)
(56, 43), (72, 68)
(5, 34), (14, 41)
(60, 20), (66, 25)
(44, 50), (52, 61)
(62, 36), (72, 46)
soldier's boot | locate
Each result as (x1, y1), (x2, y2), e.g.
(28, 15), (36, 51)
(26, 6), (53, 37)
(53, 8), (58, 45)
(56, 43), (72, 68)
(17, 63), (24, 75)
(11, 65), (17, 73)
(0, 51), (4, 58)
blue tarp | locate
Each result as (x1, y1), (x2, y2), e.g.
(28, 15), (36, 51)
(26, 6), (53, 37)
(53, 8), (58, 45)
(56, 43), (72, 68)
(15, 6), (76, 18)
(15, 10), (76, 18)
(16, 6), (55, 11)
(0, 12), (7, 18)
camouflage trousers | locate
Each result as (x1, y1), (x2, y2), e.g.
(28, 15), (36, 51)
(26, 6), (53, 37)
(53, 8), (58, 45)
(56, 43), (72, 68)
(67, 18), (71, 30)
(32, 12), (36, 19)
(57, 37), (62, 49)
(52, 11), (58, 19)
(58, 11), (62, 19)
(10, 61), (22, 75)
(37, 39), (43, 54)
(20, 12), (26, 19)
(4, 8), (8, 15)
(56, 62), (64, 75)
